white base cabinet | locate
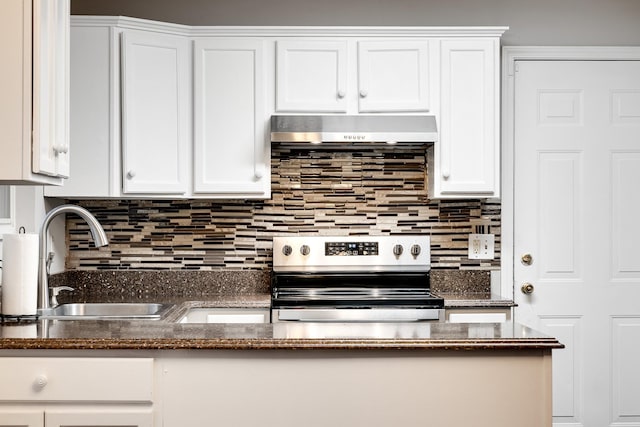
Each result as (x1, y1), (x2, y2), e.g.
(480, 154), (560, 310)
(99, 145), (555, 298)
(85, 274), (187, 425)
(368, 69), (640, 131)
(0, 358), (154, 427)
(0, 0), (69, 185)
(159, 350), (551, 427)
(0, 408), (152, 427)
(0, 348), (550, 427)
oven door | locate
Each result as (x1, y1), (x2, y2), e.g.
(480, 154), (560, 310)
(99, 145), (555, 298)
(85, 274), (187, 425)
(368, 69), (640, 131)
(271, 272), (443, 322)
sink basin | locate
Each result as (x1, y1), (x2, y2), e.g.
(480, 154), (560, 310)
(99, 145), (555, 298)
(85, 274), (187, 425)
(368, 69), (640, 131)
(39, 303), (173, 320)
(178, 307), (270, 324)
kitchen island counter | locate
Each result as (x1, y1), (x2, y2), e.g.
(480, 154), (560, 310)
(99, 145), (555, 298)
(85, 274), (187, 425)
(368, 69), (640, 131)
(0, 317), (560, 427)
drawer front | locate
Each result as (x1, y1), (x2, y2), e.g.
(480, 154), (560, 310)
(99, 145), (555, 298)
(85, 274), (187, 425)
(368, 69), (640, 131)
(0, 358), (153, 402)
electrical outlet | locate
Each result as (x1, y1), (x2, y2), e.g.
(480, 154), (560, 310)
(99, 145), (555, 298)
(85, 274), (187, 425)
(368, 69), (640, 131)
(468, 234), (495, 260)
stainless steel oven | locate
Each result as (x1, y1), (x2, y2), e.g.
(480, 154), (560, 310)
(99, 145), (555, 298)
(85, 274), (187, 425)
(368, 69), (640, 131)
(271, 235), (444, 322)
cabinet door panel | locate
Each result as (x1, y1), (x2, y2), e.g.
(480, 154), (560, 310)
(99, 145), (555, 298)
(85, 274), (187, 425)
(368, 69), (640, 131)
(358, 40), (430, 113)
(121, 30), (189, 194)
(0, 410), (43, 427)
(44, 25), (113, 198)
(276, 40), (348, 113)
(437, 38), (498, 196)
(193, 39), (269, 196)
(32, 0), (69, 178)
(45, 409), (153, 427)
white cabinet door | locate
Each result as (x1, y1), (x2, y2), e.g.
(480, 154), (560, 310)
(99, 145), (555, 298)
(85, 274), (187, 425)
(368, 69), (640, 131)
(1, 0), (68, 184)
(357, 40), (431, 113)
(45, 409), (153, 427)
(0, 408), (152, 427)
(434, 38), (499, 197)
(193, 39), (269, 197)
(45, 24), (114, 198)
(32, 0), (70, 178)
(276, 40), (348, 113)
(0, 410), (43, 427)
(120, 30), (190, 195)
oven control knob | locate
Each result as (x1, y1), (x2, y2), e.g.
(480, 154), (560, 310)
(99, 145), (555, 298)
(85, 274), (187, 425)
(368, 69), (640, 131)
(282, 245), (293, 256)
(300, 245), (311, 256)
(410, 244), (421, 257)
(393, 244), (404, 256)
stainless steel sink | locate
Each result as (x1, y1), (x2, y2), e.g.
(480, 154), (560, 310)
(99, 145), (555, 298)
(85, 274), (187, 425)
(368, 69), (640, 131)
(38, 303), (173, 320)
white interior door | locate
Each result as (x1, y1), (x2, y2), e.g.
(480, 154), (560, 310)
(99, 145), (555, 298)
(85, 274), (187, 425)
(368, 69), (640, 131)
(513, 60), (640, 427)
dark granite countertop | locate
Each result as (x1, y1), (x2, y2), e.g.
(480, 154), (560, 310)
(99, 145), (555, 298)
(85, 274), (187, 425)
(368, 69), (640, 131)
(0, 319), (562, 351)
(0, 270), (540, 351)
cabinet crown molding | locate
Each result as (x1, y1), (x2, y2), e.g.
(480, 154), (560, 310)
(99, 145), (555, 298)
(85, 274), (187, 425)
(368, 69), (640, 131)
(70, 16), (508, 38)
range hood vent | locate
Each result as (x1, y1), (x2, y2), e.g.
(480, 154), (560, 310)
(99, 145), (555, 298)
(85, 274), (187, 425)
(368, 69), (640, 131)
(270, 115), (438, 145)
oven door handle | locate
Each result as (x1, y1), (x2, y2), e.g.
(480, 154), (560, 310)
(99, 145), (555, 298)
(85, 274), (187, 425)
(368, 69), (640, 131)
(273, 308), (443, 322)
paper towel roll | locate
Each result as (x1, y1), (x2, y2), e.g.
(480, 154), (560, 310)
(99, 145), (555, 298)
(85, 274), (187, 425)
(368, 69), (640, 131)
(1, 233), (39, 316)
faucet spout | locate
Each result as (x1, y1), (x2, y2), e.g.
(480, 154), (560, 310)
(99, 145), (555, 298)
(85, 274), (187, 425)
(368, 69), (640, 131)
(38, 205), (108, 311)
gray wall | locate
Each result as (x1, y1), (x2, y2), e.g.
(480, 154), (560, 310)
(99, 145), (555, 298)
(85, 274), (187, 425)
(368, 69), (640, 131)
(71, 0), (640, 46)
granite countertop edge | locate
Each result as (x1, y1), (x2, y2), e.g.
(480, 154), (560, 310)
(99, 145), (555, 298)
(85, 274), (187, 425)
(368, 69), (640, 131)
(0, 337), (563, 351)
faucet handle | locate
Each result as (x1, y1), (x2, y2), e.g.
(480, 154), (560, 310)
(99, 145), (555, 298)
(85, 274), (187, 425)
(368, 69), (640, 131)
(51, 286), (74, 307)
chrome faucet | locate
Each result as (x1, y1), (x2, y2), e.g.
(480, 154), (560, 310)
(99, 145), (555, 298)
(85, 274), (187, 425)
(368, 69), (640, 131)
(38, 205), (109, 311)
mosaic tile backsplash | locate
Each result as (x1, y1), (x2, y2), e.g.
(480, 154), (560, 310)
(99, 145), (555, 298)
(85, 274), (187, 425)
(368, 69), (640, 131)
(65, 143), (500, 271)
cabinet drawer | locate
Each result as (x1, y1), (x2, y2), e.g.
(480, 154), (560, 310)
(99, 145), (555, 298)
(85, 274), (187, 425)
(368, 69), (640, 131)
(0, 358), (153, 402)
(446, 308), (511, 323)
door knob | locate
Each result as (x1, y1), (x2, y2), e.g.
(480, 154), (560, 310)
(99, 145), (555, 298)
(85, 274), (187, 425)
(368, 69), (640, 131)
(521, 253), (533, 265)
(521, 283), (534, 294)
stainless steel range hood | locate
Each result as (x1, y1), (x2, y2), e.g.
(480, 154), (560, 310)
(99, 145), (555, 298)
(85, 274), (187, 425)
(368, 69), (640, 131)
(270, 115), (438, 144)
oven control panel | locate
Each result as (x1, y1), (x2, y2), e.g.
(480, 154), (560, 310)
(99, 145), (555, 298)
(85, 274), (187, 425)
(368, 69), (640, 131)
(325, 241), (379, 256)
(273, 235), (431, 272)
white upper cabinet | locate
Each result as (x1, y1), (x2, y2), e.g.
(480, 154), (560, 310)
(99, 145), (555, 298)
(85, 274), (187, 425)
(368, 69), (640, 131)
(430, 38), (500, 198)
(43, 18), (504, 200)
(46, 17), (271, 200)
(0, 0), (69, 184)
(275, 39), (431, 114)
(45, 23), (114, 198)
(276, 40), (348, 113)
(193, 39), (270, 197)
(120, 30), (190, 195)
(357, 40), (430, 113)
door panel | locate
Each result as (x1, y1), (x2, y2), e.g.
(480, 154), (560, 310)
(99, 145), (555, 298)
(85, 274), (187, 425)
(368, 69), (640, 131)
(275, 40), (348, 113)
(611, 153), (640, 278)
(514, 60), (640, 427)
(0, 409), (43, 427)
(120, 30), (189, 194)
(357, 40), (430, 112)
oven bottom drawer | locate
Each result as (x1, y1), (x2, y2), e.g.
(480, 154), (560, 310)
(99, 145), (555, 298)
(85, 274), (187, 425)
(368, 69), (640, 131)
(272, 308), (444, 322)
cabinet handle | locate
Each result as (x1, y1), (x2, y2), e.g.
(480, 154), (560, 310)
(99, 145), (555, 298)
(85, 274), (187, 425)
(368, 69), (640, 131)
(359, 89), (368, 98)
(33, 374), (48, 391)
(442, 169), (450, 180)
(126, 170), (136, 180)
(337, 90), (346, 99)
(254, 164), (264, 180)
(53, 145), (69, 155)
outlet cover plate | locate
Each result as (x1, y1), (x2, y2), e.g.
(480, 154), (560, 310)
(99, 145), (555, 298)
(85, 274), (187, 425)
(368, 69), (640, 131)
(468, 234), (495, 260)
